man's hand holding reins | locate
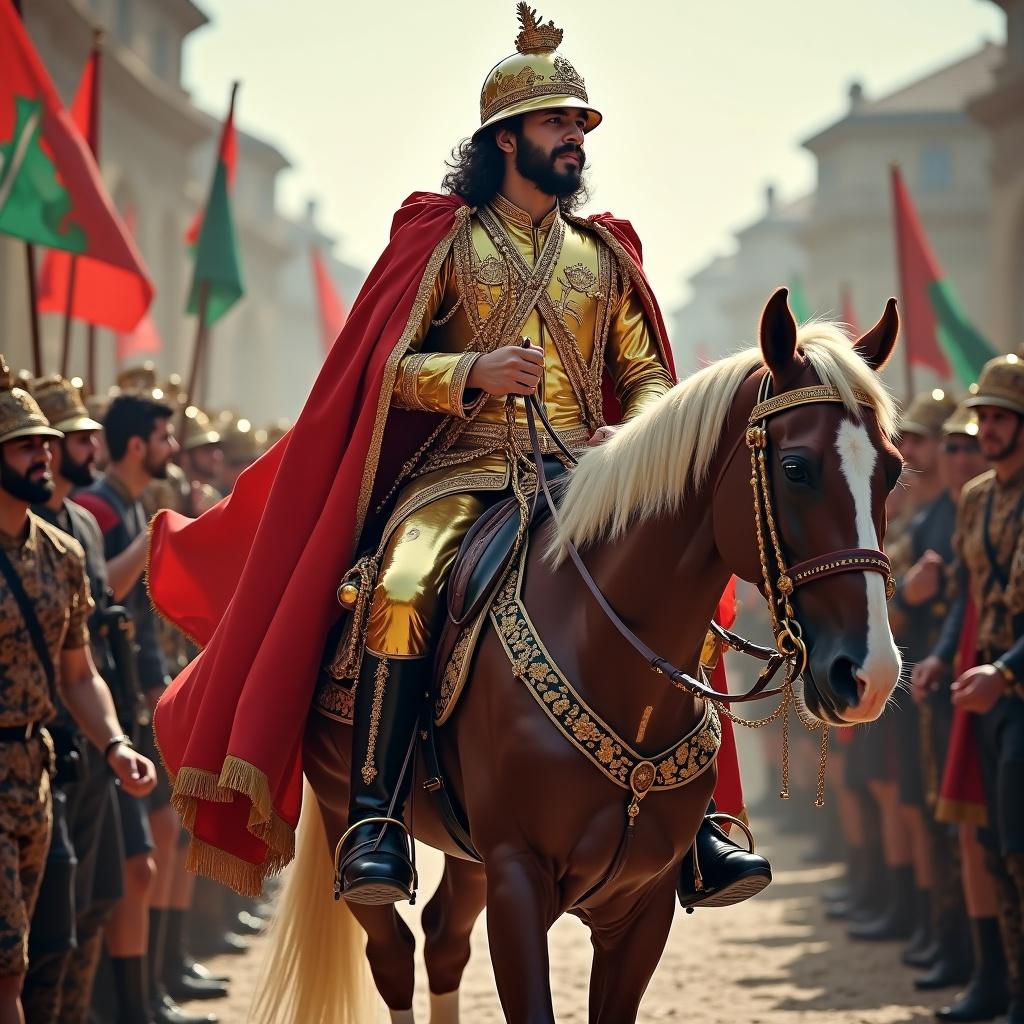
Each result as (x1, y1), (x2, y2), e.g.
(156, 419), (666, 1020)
(467, 344), (544, 396)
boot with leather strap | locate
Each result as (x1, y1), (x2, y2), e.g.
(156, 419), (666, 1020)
(335, 652), (422, 906)
(677, 808), (773, 910)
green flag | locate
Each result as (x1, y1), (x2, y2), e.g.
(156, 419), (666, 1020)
(788, 274), (812, 323)
(186, 158), (243, 325)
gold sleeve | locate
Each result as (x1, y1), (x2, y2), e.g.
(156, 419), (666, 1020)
(606, 273), (674, 421)
(391, 253), (484, 419)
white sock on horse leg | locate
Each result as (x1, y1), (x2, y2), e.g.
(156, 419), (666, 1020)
(429, 990), (459, 1024)
(390, 1010), (415, 1024)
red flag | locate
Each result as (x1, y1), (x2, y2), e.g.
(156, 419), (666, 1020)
(311, 245), (346, 353)
(25, 32), (154, 331)
(1, 21), (154, 332)
(890, 166), (951, 378)
(841, 284), (860, 336)
(185, 96), (237, 246)
(115, 207), (162, 361)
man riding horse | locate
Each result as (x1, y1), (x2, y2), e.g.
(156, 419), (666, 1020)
(147, 4), (769, 910)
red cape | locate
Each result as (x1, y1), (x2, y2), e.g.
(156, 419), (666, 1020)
(150, 192), (742, 894)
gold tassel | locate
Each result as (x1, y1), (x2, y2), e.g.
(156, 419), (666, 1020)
(328, 554), (382, 681)
(184, 836), (278, 898)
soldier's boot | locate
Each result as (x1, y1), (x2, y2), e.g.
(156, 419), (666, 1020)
(1006, 854), (1024, 1024)
(336, 653), (422, 906)
(677, 808), (772, 910)
(935, 917), (1008, 1022)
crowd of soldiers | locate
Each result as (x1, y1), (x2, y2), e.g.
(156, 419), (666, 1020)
(0, 356), (287, 1024)
(794, 351), (1024, 1023)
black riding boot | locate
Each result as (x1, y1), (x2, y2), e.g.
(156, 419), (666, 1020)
(935, 917), (1008, 1021)
(848, 863), (916, 940)
(336, 653), (422, 906)
(677, 805), (772, 910)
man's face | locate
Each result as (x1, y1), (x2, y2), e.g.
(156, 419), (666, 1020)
(939, 433), (986, 495)
(511, 108), (587, 197)
(0, 436), (54, 503)
(897, 431), (939, 476)
(976, 406), (1023, 463)
(143, 418), (178, 481)
(59, 430), (99, 488)
(184, 444), (224, 485)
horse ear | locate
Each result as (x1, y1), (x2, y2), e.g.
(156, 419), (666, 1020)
(856, 297), (899, 371)
(759, 287), (798, 379)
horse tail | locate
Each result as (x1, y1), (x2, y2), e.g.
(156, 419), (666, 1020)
(248, 779), (383, 1024)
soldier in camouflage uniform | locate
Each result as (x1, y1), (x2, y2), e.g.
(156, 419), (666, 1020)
(916, 354), (1024, 1024)
(0, 360), (155, 1022)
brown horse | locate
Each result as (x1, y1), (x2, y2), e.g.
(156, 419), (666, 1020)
(251, 289), (904, 1024)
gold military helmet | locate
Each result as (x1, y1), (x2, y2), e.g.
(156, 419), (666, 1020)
(964, 353), (1024, 417)
(899, 388), (958, 438)
(31, 375), (103, 434)
(216, 411), (259, 466)
(0, 356), (63, 446)
(182, 406), (221, 451)
(475, 4), (601, 137)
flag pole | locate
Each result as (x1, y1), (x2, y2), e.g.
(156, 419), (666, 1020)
(182, 283), (210, 437)
(86, 325), (96, 395)
(60, 257), (79, 376)
(890, 164), (915, 403)
(12, 0), (43, 376)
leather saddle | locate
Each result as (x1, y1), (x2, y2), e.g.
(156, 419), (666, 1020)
(435, 457), (566, 681)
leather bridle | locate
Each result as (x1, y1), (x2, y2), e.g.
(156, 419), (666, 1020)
(522, 365), (895, 705)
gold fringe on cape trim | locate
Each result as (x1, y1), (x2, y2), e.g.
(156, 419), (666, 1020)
(935, 796), (988, 828)
(185, 835), (278, 899)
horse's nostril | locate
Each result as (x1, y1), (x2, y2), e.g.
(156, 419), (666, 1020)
(856, 674), (868, 702)
(827, 656), (860, 710)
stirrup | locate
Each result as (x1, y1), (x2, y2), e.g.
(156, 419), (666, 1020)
(333, 816), (415, 902)
(705, 812), (757, 853)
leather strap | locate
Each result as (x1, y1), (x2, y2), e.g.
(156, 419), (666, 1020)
(522, 392), (785, 704)
(0, 541), (57, 704)
(785, 549), (893, 590)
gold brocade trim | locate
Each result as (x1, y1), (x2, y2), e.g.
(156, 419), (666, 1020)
(313, 677), (355, 724)
(570, 217), (675, 382)
(749, 385), (873, 423)
(451, 352), (482, 418)
(435, 602), (491, 726)
(457, 421), (590, 455)
(481, 79), (588, 125)
(397, 353), (431, 412)
(353, 206), (473, 547)
(361, 657), (389, 786)
(490, 545), (721, 791)
(490, 194), (558, 231)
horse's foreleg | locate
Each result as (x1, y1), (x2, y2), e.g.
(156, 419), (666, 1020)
(422, 855), (487, 1022)
(484, 849), (559, 1024)
(587, 881), (677, 1024)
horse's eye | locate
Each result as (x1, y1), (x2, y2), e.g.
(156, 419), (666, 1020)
(782, 459), (809, 484)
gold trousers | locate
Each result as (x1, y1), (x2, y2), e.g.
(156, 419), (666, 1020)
(366, 490), (489, 658)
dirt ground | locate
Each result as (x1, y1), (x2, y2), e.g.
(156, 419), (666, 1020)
(198, 810), (953, 1023)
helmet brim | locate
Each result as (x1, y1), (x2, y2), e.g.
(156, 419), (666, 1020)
(0, 424), (64, 445)
(474, 96), (602, 137)
(963, 394), (1024, 417)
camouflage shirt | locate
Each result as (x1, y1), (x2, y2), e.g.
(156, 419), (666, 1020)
(0, 513), (92, 728)
(952, 464), (1024, 658)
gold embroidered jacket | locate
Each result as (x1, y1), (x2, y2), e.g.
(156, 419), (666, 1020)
(385, 194), (674, 517)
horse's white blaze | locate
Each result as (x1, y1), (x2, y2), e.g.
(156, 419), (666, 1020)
(834, 421), (901, 717)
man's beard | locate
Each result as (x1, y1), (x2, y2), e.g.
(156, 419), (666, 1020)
(515, 135), (584, 199)
(144, 450), (169, 481)
(1, 458), (54, 503)
(59, 446), (95, 488)
(983, 422), (1023, 462)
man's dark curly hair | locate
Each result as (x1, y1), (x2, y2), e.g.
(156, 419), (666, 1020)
(441, 116), (589, 212)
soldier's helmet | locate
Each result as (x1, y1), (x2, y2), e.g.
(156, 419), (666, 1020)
(899, 388), (958, 438)
(30, 375), (103, 435)
(964, 353), (1024, 417)
(0, 357), (63, 446)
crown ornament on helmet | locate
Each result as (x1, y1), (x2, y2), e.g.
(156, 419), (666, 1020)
(475, 4), (602, 136)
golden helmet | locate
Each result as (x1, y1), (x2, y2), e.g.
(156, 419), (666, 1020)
(182, 406), (221, 451)
(475, 4), (601, 137)
(899, 388), (958, 438)
(0, 356), (63, 446)
(216, 411), (259, 466)
(964, 353), (1024, 417)
(942, 402), (979, 438)
(31, 375), (103, 435)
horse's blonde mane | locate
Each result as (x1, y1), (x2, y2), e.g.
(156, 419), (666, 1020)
(547, 322), (897, 565)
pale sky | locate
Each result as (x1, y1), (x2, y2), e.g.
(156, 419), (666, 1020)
(184, 0), (1004, 314)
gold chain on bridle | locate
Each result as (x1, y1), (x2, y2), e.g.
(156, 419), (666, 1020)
(712, 374), (896, 808)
